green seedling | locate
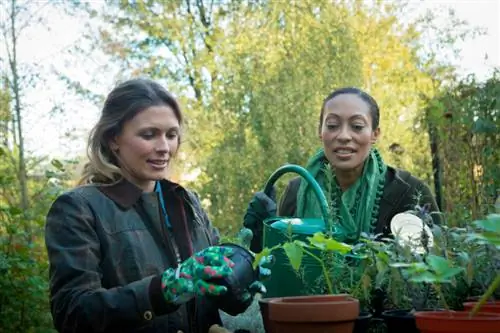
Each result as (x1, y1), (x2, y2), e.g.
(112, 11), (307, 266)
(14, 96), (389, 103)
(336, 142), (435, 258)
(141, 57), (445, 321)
(253, 231), (352, 294)
(390, 254), (464, 311)
(467, 214), (500, 316)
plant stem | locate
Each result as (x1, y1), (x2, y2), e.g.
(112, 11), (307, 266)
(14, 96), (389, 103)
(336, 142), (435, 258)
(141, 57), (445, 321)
(303, 247), (333, 294)
(470, 273), (500, 317)
(433, 283), (449, 312)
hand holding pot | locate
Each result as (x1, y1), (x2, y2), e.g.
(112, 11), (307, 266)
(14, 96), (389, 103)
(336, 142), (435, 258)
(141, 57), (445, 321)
(243, 187), (277, 252)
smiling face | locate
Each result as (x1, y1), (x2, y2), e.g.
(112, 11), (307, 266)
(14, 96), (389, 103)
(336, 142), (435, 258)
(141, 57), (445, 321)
(109, 105), (180, 192)
(319, 93), (379, 172)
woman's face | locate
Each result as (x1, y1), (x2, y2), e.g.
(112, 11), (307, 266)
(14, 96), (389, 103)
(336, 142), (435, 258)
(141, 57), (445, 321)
(110, 105), (180, 191)
(320, 93), (379, 172)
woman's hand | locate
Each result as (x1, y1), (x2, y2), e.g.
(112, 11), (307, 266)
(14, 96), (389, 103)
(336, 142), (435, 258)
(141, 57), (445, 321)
(243, 188), (277, 252)
(161, 246), (235, 305)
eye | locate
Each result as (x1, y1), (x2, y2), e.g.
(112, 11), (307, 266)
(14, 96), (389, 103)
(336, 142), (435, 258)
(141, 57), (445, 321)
(140, 130), (155, 139)
(325, 123), (339, 130)
(166, 131), (179, 140)
(352, 124), (365, 131)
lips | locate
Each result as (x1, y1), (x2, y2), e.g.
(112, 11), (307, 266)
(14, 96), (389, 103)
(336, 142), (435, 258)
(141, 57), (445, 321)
(147, 159), (168, 168)
(333, 147), (356, 153)
(332, 147), (357, 160)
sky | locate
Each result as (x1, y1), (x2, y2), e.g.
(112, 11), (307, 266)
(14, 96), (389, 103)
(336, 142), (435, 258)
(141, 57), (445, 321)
(4, 0), (500, 160)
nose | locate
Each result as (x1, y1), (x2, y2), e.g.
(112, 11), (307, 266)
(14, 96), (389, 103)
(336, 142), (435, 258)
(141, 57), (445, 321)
(336, 124), (352, 142)
(155, 136), (170, 154)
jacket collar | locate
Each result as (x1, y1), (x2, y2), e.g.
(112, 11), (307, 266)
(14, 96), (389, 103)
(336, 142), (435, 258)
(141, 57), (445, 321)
(97, 177), (182, 209)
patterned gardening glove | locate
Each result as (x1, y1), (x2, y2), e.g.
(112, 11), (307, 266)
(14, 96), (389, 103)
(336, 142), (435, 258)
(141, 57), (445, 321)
(243, 187), (277, 253)
(233, 253), (275, 304)
(161, 246), (235, 305)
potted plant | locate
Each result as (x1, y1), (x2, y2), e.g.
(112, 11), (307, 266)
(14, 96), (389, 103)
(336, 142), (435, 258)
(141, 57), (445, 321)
(254, 231), (360, 333)
(394, 213), (500, 333)
(461, 214), (500, 315)
(374, 204), (443, 333)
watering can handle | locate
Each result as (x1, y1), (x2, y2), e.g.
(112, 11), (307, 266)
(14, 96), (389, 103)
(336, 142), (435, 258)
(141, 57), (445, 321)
(263, 164), (330, 228)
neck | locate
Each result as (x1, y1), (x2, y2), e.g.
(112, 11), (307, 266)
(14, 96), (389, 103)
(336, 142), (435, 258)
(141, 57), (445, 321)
(123, 174), (156, 192)
(334, 165), (364, 191)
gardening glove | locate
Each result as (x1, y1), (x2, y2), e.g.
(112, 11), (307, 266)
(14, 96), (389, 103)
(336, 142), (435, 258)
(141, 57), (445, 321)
(161, 246), (235, 305)
(243, 187), (277, 253)
(234, 225), (275, 304)
(230, 253), (275, 306)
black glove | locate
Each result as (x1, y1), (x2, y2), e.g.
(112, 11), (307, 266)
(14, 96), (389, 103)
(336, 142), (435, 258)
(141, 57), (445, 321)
(243, 187), (277, 253)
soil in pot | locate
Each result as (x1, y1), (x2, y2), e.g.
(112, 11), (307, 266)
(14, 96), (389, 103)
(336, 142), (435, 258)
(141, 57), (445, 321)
(414, 311), (500, 333)
(267, 294), (359, 333)
(381, 309), (419, 333)
(463, 301), (500, 314)
(353, 311), (372, 333)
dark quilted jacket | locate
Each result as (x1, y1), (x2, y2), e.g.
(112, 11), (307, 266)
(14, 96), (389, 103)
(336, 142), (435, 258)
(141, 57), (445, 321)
(45, 178), (222, 333)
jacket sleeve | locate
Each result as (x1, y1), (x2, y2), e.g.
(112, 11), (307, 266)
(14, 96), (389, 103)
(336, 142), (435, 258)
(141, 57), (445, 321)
(278, 177), (301, 217)
(45, 190), (178, 333)
(185, 191), (223, 328)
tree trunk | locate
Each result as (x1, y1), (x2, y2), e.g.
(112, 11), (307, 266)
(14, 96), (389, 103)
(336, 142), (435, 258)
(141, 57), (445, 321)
(8, 0), (30, 240)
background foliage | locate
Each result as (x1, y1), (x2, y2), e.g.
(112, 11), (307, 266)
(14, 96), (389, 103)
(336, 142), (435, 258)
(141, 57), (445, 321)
(0, 0), (498, 331)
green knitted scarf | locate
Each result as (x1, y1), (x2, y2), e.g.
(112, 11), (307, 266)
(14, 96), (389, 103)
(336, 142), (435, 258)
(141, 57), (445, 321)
(296, 148), (387, 242)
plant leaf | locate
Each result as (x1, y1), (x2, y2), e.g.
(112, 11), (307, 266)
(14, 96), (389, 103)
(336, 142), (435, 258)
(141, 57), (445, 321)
(283, 242), (303, 272)
(426, 254), (452, 275)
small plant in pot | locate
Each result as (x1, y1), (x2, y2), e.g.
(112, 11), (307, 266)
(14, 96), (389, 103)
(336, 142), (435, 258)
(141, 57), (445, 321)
(254, 231), (361, 333)
(376, 205), (443, 333)
(393, 213), (500, 333)
(461, 214), (500, 315)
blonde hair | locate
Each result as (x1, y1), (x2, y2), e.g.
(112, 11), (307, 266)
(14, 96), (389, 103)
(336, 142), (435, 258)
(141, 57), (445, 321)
(78, 78), (183, 186)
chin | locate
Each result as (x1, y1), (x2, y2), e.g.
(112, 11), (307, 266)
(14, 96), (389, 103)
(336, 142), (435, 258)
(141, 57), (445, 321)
(144, 171), (167, 181)
(327, 158), (362, 172)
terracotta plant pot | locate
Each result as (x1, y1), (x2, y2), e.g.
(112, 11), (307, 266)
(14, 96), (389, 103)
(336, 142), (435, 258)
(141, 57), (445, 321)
(414, 311), (500, 333)
(267, 294), (359, 333)
(258, 297), (280, 333)
(463, 301), (500, 314)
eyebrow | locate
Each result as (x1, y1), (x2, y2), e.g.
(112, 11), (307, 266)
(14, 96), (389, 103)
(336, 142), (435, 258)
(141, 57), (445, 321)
(139, 125), (180, 132)
(325, 114), (367, 122)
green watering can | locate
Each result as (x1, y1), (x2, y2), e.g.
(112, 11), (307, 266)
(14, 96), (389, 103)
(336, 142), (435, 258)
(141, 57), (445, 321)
(260, 164), (339, 297)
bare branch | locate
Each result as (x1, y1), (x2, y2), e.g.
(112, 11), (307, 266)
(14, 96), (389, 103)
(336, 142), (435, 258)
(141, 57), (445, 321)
(15, 1), (51, 36)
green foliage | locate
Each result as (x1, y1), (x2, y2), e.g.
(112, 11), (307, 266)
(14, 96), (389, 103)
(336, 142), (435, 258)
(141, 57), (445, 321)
(254, 231), (353, 295)
(75, 0), (468, 235)
(391, 255), (464, 284)
(425, 71), (500, 224)
(0, 145), (70, 332)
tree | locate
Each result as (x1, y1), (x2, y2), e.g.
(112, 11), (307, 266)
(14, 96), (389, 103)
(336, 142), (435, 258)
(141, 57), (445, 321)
(0, 0), (31, 226)
(68, 0), (482, 233)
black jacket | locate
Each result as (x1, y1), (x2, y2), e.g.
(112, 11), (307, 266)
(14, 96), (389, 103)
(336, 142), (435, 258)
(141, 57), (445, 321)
(45, 178), (222, 333)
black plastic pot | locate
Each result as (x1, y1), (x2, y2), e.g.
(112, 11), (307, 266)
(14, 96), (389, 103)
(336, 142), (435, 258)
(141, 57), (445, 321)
(382, 309), (419, 333)
(208, 243), (259, 316)
(353, 311), (372, 333)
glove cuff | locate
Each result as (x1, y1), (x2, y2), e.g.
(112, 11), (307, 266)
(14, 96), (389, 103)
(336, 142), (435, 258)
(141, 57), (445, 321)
(149, 275), (180, 315)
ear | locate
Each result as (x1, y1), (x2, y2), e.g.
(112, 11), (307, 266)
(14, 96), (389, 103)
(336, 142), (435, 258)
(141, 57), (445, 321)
(371, 128), (380, 144)
(109, 137), (119, 153)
